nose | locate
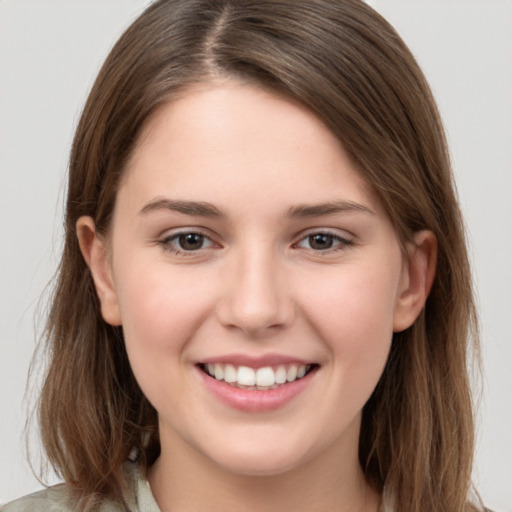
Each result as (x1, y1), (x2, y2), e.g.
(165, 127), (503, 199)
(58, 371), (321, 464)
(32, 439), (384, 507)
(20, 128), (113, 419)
(215, 248), (295, 337)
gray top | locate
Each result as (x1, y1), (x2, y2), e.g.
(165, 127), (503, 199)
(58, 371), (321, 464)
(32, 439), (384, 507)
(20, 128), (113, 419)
(1, 463), (488, 512)
(1, 462), (160, 512)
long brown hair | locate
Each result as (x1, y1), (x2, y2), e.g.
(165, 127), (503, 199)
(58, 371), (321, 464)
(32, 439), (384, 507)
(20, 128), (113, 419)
(38, 1), (480, 510)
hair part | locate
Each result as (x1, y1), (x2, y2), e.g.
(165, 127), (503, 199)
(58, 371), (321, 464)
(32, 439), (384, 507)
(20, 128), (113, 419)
(38, 1), (480, 510)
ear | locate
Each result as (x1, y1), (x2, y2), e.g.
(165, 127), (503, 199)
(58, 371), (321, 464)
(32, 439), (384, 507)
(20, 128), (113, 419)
(76, 216), (122, 326)
(393, 230), (437, 333)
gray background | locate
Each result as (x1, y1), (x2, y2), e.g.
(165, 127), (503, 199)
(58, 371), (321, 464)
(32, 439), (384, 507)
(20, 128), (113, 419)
(1, 0), (511, 509)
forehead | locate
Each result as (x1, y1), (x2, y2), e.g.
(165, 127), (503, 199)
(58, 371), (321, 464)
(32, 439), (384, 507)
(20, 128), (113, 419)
(131, 80), (346, 163)
(119, 80), (381, 216)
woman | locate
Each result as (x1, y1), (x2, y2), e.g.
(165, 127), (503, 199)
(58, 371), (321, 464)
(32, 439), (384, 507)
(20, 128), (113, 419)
(3, 0), (484, 511)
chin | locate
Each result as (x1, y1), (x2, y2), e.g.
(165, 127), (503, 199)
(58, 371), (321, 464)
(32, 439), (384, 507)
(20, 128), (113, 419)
(204, 439), (315, 477)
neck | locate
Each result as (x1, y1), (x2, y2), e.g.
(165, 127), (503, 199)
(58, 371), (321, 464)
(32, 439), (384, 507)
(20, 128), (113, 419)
(147, 426), (381, 512)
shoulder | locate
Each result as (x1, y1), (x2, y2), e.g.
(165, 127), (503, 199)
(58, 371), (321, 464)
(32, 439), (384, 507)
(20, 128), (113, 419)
(1, 485), (74, 512)
(0, 484), (127, 512)
(1, 461), (157, 512)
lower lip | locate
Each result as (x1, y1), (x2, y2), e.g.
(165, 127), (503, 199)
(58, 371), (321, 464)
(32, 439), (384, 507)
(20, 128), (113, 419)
(197, 366), (317, 412)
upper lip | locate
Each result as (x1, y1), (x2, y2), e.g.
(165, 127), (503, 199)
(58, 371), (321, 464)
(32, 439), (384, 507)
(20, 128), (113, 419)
(197, 353), (315, 368)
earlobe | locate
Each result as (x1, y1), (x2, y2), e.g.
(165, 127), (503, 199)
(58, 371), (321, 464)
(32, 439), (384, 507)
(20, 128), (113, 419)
(393, 230), (437, 333)
(76, 216), (122, 326)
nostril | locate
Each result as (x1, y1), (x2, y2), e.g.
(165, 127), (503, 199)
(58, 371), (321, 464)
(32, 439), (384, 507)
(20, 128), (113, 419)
(215, 294), (295, 336)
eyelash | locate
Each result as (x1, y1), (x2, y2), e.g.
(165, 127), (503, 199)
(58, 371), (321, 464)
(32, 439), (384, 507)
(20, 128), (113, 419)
(294, 231), (354, 253)
(158, 230), (215, 256)
(157, 229), (354, 257)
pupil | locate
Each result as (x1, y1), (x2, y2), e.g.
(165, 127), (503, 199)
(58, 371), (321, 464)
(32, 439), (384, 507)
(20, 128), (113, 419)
(179, 233), (204, 250)
(309, 234), (333, 250)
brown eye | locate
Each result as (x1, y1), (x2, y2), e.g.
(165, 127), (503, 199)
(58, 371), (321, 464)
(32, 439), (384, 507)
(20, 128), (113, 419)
(161, 231), (214, 254)
(308, 233), (335, 250)
(296, 231), (353, 252)
(177, 233), (205, 251)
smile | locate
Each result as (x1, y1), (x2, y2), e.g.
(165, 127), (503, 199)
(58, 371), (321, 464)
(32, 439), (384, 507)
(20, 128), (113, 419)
(200, 363), (314, 390)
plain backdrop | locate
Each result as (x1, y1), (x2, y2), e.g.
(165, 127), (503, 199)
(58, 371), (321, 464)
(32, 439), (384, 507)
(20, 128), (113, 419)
(1, 0), (511, 510)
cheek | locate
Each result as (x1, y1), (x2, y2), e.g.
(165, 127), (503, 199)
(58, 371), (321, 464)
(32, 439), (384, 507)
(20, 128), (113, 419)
(303, 264), (400, 427)
(303, 262), (399, 338)
(112, 262), (220, 410)
(112, 261), (214, 369)
(297, 259), (400, 388)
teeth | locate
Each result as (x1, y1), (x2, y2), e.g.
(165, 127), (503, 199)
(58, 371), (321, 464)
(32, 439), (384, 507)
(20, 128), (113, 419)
(286, 365), (298, 382)
(256, 367), (274, 387)
(214, 364), (224, 380)
(204, 363), (311, 388)
(237, 366), (256, 386)
(275, 365), (287, 384)
(224, 364), (237, 383)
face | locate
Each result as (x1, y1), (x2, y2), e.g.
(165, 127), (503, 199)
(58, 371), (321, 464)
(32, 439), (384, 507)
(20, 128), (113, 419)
(80, 80), (431, 478)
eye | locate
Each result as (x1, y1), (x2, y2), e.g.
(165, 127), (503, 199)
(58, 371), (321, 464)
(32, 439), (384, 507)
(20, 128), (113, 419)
(296, 232), (352, 252)
(160, 231), (214, 253)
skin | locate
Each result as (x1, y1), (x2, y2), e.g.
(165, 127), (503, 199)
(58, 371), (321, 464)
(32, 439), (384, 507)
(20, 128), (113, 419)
(78, 80), (436, 512)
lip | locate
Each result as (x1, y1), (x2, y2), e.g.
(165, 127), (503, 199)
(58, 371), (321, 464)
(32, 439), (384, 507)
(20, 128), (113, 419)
(198, 353), (312, 368)
(196, 361), (318, 412)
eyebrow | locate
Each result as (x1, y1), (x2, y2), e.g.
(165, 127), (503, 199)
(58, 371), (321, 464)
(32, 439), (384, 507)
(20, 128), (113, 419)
(139, 197), (374, 219)
(139, 198), (225, 218)
(287, 200), (375, 218)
